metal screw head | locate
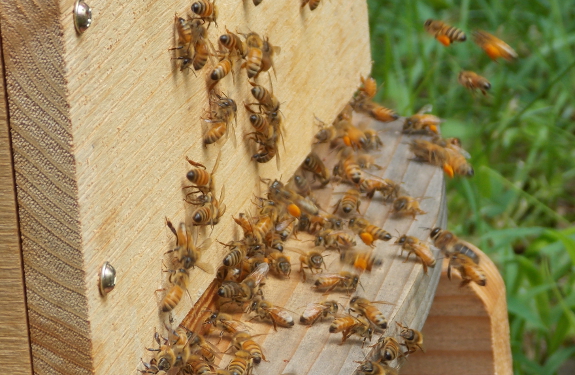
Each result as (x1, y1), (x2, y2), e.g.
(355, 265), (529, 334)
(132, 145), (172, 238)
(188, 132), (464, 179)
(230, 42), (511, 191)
(99, 262), (116, 296)
(73, 0), (92, 34)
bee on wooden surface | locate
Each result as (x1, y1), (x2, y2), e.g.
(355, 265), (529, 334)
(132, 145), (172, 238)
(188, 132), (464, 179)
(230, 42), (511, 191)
(396, 322), (425, 354)
(349, 296), (392, 330)
(246, 110), (270, 135)
(355, 154), (383, 172)
(359, 178), (401, 201)
(333, 189), (361, 215)
(392, 196), (426, 218)
(395, 234), (436, 274)
(354, 361), (399, 375)
(171, 18), (208, 72)
(290, 248), (326, 281)
(302, 151), (330, 186)
(458, 70), (491, 95)
(204, 92), (237, 145)
(300, 300), (339, 326)
(191, 0), (218, 27)
(448, 252), (486, 287)
(267, 250), (291, 278)
(260, 37), (281, 78)
(301, 0), (321, 11)
(289, 171), (311, 197)
(227, 349), (253, 375)
(185, 152), (220, 199)
(473, 30), (517, 61)
(409, 138), (449, 166)
(210, 54), (234, 83)
(403, 104), (442, 135)
(314, 119), (338, 144)
(192, 38), (211, 71)
(353, 100), (399, 122)
(308, 214), (344, 233)
(160, 268), (189, 312)
(340, 251), (382, 273)
(248, 81), (280, 113)
(174, 14), (194, 48)
(165, 221), (213, 272)
(203, 310), (251, 338)
(231, 332), (266, 364)
(249, 298), (295, 330)
(329, 315), (373, 346)
(313, 271), (360, 294)
(372, 336), (404, 364)
(424, 19), (466, 46)
(249, 131), (281, 168)
(145, 332), (176, 372)
(242, 32), (264, 79)
(348, 217), (391, 247)
(314, 229), (356, 250)
(334, 153), (364, 184)
(221, 240), (249, 268)
(341, 123), (368, 150)
(429, 227), (480, 264)
(191, 186), (226, 226)
(183, 355), (213, 375)
(219, 28), (246, 57)
(181, 329), (219, 363)
(275, 216), (298, 241)
(361, 131), (384, 151)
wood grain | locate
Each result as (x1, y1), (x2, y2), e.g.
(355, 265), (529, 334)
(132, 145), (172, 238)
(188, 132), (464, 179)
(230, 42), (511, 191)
(180, 115), (447, 375)
(401, 249), (512, 375)
(0, 37), (33, 375)
(0, 0), (371, 374)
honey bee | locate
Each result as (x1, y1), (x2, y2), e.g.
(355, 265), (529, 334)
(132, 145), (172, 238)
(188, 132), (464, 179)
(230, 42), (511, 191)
(165, 221), (213, 272)
(314, 119), (338, 144)
(302, 152), (330, 186)
(253, 0), (263, 5)
(429, 227), (480, 264)
(174, 14), (194, 48)
(329, 315), (373, 346)
(333, 189), (361, 215)
(341, 124), (368, 150)
(348, 217), (392, 247)
(340, 251), (383, 273)
(395, 235), (436, 274)
(191, 186), (226, 226)
(363, 129), (384, 151)
(276, 217), (298, 241)
(267, 250), (291, 278)
(300, 300), (339, 326)
(290, 248), (326, 281)
(203, 92), (237, 145)
(182, 329), (219, 363)
(392, 196), (426, 218)
(396, 322), (425, 354)
(313, 271), (360, 294)
(349, 296), (392, 330)
(443, 147), (474, 178)
(183, 355), (213, 375)
(403, 104), (442, 135)
(289, 171), (311, 197)
(334, 153), (364, 184)
(423, 19), (466, 46)
(249, 298), (295, 330)
(242, 32), (264, 79)
(219, 28), (246, 57)
(185, 152), (220, 198)
(191, 0), (218, 27)
(359, 178), (401, 201)
(372, 336), (404, 364)
(210, 54), (233, 83)
(248, 81), (280, 113)
(448, 252), (486, 287)
(458, 70), (491, 95)
(249, 130), (281, 168)
(473, 30), (517, 61)
(359, 75), (377, 99)
(171, 18), (208, 72)
(231, 332), (266, 364)
(145, 332), (176, 372)
(260, 37), (281, 78)
(353, 100), (399, 122)
(301, 0), (321, 11)
(409, 138), (449, 166)
(227, 350), (253, 375)
(246, 110), (270, 134)
(192, 38), (211, 71)
(203, 311), (251, 338)
(354, 361), (399, 375)
(314, 229), (356, 250)
(221, 240), (249, 268)
(160, 268), (189, 312)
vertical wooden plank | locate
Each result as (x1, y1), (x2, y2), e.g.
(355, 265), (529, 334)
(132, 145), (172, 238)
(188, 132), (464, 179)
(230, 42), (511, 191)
(0, 34), (34, 375)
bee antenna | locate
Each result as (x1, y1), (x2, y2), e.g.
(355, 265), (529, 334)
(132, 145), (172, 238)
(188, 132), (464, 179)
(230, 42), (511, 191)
(419, 226), (433, 231)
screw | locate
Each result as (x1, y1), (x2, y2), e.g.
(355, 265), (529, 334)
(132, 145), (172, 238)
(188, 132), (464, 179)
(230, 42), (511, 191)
(99, 262), (116, 296)
(73, 0), (92, 34)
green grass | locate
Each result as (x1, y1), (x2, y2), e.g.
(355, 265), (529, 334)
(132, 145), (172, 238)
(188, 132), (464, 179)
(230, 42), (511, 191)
(366, 0), (575, 373)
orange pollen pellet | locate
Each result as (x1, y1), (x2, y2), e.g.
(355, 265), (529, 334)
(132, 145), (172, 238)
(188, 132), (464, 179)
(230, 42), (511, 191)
(287, 203), (302, 218)
(360, 232), (374, 246)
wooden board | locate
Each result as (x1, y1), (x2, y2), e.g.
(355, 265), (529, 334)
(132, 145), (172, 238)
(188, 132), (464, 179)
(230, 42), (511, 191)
(0, 0), (371, 374)
(401, 248), (512, 375)
(0, 40), (33, 375)
(181, 115), (447, 375)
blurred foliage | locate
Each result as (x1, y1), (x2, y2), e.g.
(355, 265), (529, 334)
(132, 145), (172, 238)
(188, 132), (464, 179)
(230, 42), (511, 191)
(366, 0), (575, 373)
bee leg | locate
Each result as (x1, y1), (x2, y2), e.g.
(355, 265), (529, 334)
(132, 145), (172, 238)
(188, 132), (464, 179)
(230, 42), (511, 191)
(459, 278), (472, 288)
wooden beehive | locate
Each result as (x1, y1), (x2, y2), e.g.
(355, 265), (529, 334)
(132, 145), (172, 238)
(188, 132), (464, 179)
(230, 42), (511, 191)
(0, 0), (512, 374)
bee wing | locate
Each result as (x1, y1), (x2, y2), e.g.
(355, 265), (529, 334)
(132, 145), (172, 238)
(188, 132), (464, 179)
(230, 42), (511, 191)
(177, 222), (188, 248)
(275, 217), (296, 232)
(417, 104), (433, 115)
(197, 237), (214, 251)
(272, 46), (281, 55)
(370, 300), (396, 306)
(316, 272), (350, 281)
(195, 261), (215, 274)
(247, 262), (270, 286)
(302, 302), (326, 315)
(269, 306), (295, 320)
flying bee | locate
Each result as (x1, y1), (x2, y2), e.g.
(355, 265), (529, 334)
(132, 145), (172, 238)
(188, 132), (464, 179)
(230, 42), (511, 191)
(429, 227), (480, 264)
(242, 32), (264, 79)
(145, 332), (176, 372)
(227, 350), (253, 375)
(267, 250), (291, 278)
(403, 104), (442, 135)
(329, 315), (373, 346)
(361, 131), (384, 151)
(300, 300), (339, 326)
(354, 360), (399, 375)
(340, 251), (382, 273)
(443, 147), (474, 178)
(160, 268), (189, 312)
(203, 310), (251, 338)
(302, 151), (330, 186)
(165, 221), (214, 272)
(191, 186), (226, 226)
(423, 19), (466, 46)
(219, 27), (246, 57)
(392, 196), (426, 218)
(231, 332), (266, 364)
(409, 138), (449, 167)
(314, 229), (356, 250)
(349, 296), (392, 330)
(458, 70), (491, 95)
(372, 336), (404, 364)
(249, 298), (295, 330)
(313, 271), (360, 294)
(260, 37), (281, 78)
(395, 235), (436, 274)
(359, 75), (377, 99)
(359, 178), (401, 200)
(396, 322), (425, 354)
(353, 100), (399, 122)
(290, 247), (326, 281)
(191, 0), (218, 27)
(301, 0), (321, 10)
(473, 30), (517, 61)
(333, 189), (361, 215)
(448, 252), (487, 287)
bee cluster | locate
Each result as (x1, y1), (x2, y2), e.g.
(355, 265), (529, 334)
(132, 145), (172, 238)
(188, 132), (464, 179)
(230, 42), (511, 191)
(139, 6), (503, 375)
